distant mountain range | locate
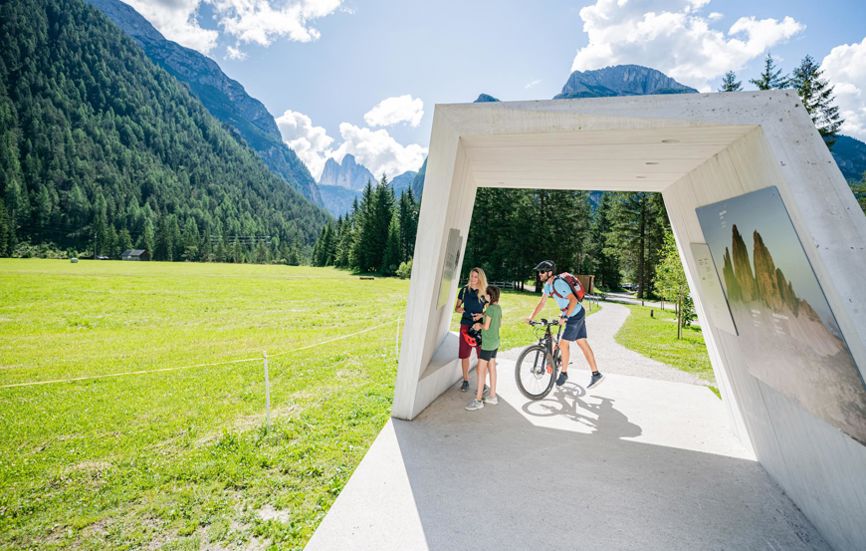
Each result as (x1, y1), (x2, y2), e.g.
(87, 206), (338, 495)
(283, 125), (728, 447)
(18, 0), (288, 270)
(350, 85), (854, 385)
(832, 135), (866, 183)
(87, 0), (322, 206)
(317, 154), (418, 216)
(317, 185), (360, 219)
(391, 171), (418, 196)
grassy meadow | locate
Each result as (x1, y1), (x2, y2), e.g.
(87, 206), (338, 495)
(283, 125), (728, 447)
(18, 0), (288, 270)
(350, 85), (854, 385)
(0, 259), (562, 550)
(614, 303), (715, 385)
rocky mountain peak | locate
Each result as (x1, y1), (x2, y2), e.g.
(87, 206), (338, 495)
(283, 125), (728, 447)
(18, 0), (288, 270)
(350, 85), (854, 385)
(319, 154), (375, 192)
(555, 64), (697, 99)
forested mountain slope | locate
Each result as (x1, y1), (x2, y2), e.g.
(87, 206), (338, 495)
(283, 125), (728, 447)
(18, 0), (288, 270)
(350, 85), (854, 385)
(0, 0), (328, 261)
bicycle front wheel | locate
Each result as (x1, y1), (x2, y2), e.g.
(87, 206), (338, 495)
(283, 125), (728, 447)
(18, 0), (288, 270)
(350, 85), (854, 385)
(515, 345), (556, 400)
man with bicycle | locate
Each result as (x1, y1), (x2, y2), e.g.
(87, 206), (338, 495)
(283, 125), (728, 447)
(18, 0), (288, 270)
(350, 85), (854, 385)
(526, 260), (604, 390)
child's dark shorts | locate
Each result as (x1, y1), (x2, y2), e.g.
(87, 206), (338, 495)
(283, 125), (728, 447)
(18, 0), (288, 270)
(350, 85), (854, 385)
(479, 348), (498, 361)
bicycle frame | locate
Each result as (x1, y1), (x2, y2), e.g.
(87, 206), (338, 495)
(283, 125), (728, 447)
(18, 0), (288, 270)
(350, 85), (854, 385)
(541, 322), (563, 359)
(532, 319), (564, 372)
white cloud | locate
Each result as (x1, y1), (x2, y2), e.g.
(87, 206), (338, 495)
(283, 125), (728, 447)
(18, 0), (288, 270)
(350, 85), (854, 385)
(276, 111), (426, 181)
(225, 45), (247, 60)
(525, 79), (542, 89)
(822, 37), (866, 141)
(210, 0), (342, 46)
(332, 124), (427, 180)
(571, 0), (804, 91)
(126, 0), (219, 53)
(276, 109), (335, 179)
(708, 11), (723, 21)
(363, 95), (425, 128)
(125, 0), (343, 55)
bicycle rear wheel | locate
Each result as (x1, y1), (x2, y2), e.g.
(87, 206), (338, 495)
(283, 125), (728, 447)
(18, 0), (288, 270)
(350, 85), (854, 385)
(515, 345), (556, 400)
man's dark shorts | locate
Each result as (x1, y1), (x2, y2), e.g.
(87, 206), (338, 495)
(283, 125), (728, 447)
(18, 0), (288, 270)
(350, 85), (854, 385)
(561, 310), (587, 342)
(479, 348), (498, 361)
(459, 324), (481, 359)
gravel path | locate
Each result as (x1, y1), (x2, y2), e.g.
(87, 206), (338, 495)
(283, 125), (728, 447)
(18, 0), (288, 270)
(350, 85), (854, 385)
(500, 302), (705, 385)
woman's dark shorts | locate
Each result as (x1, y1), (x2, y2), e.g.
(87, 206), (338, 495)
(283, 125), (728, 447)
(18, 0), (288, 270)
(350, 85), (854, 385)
(561, 310), (587, 342)
(459, 324), (481, 359)
(479, 348), (498, 361)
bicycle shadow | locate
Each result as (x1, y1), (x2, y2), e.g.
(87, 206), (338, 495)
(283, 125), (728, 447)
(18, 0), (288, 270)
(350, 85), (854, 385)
(520, 382), (643, 440)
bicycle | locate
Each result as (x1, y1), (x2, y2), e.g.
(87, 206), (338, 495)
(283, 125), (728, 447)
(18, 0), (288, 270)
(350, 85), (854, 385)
(515, 318), (565, 400)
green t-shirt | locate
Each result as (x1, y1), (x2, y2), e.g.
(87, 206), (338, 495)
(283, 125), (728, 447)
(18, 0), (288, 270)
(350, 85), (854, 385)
(481, 303), (502, 351)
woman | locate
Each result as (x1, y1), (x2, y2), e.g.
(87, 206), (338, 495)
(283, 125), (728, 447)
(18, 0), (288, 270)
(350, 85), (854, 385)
(454, 267), (489, 392)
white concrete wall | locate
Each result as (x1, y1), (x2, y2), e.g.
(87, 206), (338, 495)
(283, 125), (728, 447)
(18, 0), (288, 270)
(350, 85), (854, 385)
(665, 125), (866, 551)
(393, 116), (478, 419)
(394, 91), (866, 550)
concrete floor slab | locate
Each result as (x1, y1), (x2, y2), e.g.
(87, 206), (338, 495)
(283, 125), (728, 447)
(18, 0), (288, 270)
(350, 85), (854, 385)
(307, 365), (830, 550)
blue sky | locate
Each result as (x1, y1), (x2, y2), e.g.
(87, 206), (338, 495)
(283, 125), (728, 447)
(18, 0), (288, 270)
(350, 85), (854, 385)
(125, 0), (866, 180)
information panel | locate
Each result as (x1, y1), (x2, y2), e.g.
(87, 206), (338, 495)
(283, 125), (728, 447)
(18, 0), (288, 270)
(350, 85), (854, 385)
(689, 242), (737, 336)
(436, 228), (462, 309)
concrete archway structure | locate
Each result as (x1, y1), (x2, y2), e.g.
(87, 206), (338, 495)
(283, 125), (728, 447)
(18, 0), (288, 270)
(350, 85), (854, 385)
(393, 91), (866, 549)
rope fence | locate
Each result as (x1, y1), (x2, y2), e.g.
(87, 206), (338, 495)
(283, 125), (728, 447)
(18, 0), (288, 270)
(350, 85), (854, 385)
(1, 319), (400, 390)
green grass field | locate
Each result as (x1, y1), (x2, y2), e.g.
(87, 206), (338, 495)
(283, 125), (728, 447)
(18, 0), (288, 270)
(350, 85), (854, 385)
(614, 303), (715, 385)
(0, 259), (565, 550)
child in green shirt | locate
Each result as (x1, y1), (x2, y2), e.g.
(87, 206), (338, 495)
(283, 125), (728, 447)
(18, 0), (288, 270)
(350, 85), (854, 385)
(466, 286), (502, 411)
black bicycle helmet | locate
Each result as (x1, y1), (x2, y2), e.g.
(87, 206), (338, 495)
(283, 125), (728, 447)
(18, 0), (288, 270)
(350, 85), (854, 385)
(533, 260), (556, 273)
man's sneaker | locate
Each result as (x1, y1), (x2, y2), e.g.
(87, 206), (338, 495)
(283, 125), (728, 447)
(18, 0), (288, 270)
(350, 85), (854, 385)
(465, 399), (484, 411)
(483, 395), (499, 405)
(555, 371), (569, 386)
(587, 371), (605, 390)
(460, 380), (469, 392)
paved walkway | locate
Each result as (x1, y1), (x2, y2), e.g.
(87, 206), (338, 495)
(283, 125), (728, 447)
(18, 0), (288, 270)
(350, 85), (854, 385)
(306, 304), (829, 550)
(500, 301), (704, 385)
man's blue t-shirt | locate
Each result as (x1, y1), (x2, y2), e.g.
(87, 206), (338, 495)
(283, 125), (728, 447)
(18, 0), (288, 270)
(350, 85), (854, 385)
(458, 286), (486, 325)
(543, 277), (584, 318)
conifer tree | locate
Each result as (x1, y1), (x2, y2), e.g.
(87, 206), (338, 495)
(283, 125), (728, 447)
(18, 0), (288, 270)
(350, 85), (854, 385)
(382, 215), (401, 276)
(138, 218), (156, 255)
(370, 177), (395, 271)
(352, 181), (377, 271)
(590, 193), (621, 290)
(398, 188), (419, 260)
(719, 71), (742, 92)
(0, 198), (13, 255)
(181, 217), (200, 261)
(606, 192), (668, 298)
(790, 55), (844, 147)
(750, 53), (788, 90)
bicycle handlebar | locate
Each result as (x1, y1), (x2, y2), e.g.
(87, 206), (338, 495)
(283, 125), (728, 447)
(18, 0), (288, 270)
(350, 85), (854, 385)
(528, 318), (560, 327)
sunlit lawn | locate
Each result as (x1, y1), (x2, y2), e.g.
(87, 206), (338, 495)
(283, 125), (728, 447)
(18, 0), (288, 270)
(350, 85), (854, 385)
(614, 303), (716, 385)
(0, 259), (407, 550)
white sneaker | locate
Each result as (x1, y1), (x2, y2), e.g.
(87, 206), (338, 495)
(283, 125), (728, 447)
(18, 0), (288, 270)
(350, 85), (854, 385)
(483, 395), (499, 405)
(465, 399), (484, 411)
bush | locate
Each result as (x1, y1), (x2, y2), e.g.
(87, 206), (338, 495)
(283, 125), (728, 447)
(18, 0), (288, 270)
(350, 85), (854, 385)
(396, 260), (412, 279)
(11, 241), (69, 259)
